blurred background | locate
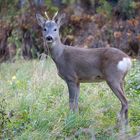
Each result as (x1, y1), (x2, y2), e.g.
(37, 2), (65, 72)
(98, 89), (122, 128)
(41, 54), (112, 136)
(0, 0), (140, 62)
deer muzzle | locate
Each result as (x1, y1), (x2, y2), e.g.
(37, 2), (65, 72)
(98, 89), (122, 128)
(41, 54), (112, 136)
(46, 36), (53, 43)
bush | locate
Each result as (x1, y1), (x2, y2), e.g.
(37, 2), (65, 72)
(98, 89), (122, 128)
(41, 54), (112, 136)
(96, 0), (113, 17)
(115, 0), (136, 19)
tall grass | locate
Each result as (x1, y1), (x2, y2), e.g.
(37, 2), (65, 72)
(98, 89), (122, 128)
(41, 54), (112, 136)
(0, 58), (140, 140)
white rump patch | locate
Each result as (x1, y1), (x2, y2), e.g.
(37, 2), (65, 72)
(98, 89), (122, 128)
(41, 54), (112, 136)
(117, 57), (132, 72)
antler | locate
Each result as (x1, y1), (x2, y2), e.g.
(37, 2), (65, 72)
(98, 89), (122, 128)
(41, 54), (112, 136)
(45, 11), (50, 20)
(52, 11), (58, 20)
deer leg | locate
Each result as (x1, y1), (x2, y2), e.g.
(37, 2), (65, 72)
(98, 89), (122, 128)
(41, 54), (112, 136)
(66, 81), (80, 112)
(120, 81), (128, 124)
(107, 81), (128, 125)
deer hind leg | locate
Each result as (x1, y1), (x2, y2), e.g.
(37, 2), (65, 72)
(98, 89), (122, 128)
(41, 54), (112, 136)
(107, 80), (128, 125)
(120, 81), (128, 124)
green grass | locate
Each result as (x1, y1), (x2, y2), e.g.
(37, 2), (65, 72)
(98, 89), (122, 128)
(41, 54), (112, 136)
(0, 58), (140, 140)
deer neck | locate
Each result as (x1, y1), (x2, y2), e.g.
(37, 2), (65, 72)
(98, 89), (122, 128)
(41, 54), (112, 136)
(48, 38), (64, 61)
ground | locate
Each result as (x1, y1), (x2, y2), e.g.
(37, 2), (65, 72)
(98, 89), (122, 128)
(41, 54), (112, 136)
(0, 58), (140, 140)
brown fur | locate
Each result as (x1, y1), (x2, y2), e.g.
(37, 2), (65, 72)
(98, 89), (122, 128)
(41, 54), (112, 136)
(36, 13), (131, 126)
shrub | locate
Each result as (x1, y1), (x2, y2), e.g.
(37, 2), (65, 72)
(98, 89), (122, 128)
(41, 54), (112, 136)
(96, 0), (113, 17)
(114, 0), (136, 19)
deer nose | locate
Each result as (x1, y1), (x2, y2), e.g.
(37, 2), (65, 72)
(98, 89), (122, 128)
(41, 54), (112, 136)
(46, 36), (53, 41)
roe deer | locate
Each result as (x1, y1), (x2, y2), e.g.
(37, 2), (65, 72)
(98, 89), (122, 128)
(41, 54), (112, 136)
(36, 12), (132, 125)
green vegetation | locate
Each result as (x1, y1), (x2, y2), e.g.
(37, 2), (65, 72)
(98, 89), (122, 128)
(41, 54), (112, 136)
(96, 0), (113, 17)
(0, 59), (140, 139)
(117, 0), (136, 19)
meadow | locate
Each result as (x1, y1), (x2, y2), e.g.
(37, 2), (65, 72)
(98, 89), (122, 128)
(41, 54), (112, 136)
(0, 58), (140, 140)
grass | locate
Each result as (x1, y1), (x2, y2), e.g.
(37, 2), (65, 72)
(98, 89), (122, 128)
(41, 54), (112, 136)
(0, 58), (140, 140)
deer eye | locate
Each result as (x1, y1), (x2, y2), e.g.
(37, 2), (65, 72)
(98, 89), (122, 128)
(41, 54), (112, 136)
(54, 28), (57, 31)
(44, 28), (47, 31)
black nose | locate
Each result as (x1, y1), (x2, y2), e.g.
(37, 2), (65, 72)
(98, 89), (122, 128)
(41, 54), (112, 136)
(46, 36), (53, 41)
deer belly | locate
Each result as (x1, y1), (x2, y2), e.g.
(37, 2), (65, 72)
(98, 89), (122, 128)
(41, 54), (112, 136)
(79, 75), (104, 83)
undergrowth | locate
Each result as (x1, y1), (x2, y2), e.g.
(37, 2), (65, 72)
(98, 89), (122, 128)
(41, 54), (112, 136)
(0, 58), (140, 140)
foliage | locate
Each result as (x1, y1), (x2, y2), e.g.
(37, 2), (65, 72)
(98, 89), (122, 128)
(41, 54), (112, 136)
(126, 60), (140, 96)
(0, 96), (12, 139)
(96, 0), (112, 17)
(0, 0), (140, 62)
(0, 0), (19, 17)
(62, 0), (75, 4)
(116, 0), (136, 19)
(45, 0), (59, 15)
(0, 59), (140, 139)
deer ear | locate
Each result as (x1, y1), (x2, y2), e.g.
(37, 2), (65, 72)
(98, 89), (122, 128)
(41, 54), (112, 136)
(36, 13), (46, 28)
(56, 13), (66, 28)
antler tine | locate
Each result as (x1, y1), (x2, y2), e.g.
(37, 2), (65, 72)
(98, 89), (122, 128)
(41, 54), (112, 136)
(45, 11), (50, 20)
(52, 11), (58, 20)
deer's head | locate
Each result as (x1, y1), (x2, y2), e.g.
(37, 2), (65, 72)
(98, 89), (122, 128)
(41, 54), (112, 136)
(36, 12), (65, 44)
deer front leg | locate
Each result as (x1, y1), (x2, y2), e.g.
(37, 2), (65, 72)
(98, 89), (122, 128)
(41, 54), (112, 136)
(66, 81), (80, 112)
